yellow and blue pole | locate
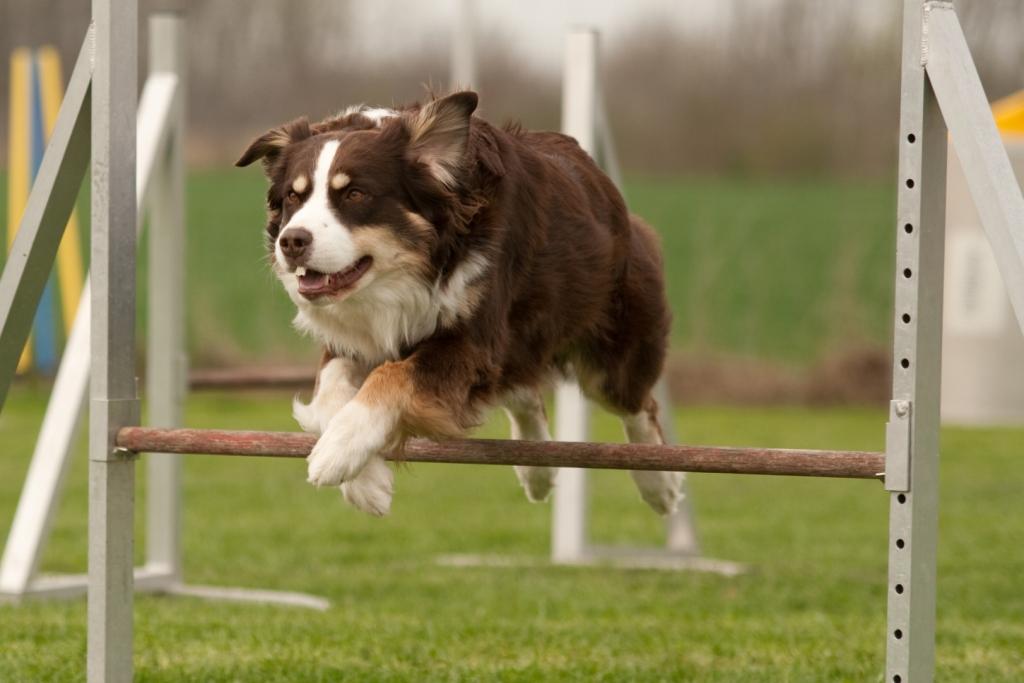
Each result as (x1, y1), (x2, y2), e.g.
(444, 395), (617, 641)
(28, 52), (59, 373)
(6, 46), (84, 376)
(38, 47), (84, 345)
(7, 49), (33, 373)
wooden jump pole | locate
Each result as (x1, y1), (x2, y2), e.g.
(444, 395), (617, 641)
(116, 427), (885, 480)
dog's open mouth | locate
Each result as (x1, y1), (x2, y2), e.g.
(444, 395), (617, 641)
(295, 256), (373, 299)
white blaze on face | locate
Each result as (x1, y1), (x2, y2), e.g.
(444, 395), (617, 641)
(277, 140), (359, 275)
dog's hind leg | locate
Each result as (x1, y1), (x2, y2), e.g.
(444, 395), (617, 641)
(503, 389), (557, 502)
(575, 213), (680, 515)
(621, 396), (683, 515)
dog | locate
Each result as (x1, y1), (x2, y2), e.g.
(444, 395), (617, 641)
(236, 91), (679, 517)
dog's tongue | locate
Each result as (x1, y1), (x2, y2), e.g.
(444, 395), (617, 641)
(298, 270), (328, 289)
(295, 257), (373, 299)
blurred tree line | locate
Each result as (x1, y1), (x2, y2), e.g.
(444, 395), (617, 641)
(1, 0), (1023, 177)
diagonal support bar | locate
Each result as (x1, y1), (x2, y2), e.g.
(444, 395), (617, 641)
(0, 32), (92, 410)
(924, 1), (1024, 334)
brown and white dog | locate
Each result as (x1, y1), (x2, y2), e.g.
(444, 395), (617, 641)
(236, 92), (679, 517)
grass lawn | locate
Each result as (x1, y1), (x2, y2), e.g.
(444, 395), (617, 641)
(2, 388), (1022, 681)
(1, 171), (897, 367)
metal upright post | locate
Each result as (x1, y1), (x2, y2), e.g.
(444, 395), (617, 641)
(884, 2), (947, 681)
(88, 0), (139, 680)
(450, 0), (477, 89)
(658, 381), (701, 555)
(145, 12), (187, 584)
(551, 29), (597, 564)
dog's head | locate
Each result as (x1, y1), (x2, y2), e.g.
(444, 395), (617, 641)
(236, 91), (479, 309)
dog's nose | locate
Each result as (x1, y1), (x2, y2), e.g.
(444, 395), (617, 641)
(279, 228), (312, 264)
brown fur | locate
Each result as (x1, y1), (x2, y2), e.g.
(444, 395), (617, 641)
(238, 91), (671, 440)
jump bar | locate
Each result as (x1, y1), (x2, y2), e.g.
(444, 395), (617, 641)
(116, 427), (885, 480)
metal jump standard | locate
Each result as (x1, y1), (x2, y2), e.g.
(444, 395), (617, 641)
(0, 1), (1023, 681)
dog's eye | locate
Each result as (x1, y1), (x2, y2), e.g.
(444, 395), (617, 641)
(285, 190), (300, 204)
(345, 188), (367, 202)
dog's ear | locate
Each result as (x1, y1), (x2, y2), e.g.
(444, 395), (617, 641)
(404, 91), (478, 187)
(235, 117), (312, 169)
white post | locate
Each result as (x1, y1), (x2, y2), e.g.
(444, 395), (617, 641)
(145, 12), (187, 582)
(450, 0), (476, 89)
(88, 0), (139, 680)
(658, 378), (701, 554)
(885, 2), (946, 681)
(551, 29), (597, 564)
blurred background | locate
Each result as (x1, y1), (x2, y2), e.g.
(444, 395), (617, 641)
(2, 0), (1023, 404)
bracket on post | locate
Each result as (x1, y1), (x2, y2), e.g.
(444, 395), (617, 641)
(884, 400), (913, 492)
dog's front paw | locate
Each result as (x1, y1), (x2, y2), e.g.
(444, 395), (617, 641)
(340, 456), (394, 516)
(306, 401), (399, 487)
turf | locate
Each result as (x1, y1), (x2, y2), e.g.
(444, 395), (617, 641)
(1, 388), (1022, 681)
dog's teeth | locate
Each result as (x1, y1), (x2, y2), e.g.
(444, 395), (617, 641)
(295, 267), (307, 277)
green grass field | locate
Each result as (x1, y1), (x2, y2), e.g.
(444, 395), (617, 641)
(2, 388), (1022, 681)
(181, 171), (898, 365)
(1, 171), (897, 366)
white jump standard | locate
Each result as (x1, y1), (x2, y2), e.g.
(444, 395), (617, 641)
(0, 1), (1022, 681)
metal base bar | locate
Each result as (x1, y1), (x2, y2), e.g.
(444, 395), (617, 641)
(0, 567), (329, 610)
(1, 567), (172, 603)
(165, 584), (329, 611)
(436, 551), (745, 576)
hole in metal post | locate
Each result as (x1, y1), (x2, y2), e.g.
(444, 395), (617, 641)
(903, 268), (913, 279)
(894, 629), (903, 639)
(906, 179), (915, 188)
(894, 675), (902, 683)
(902, 314), (911, 323)
(904, 223), (913, 234)
(907, 133), (916, 143)
(898, 494), (906, 504)
(900, 358), (910, 369)
(895, 584), (904, 594)
(896, 539), (905, 549)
